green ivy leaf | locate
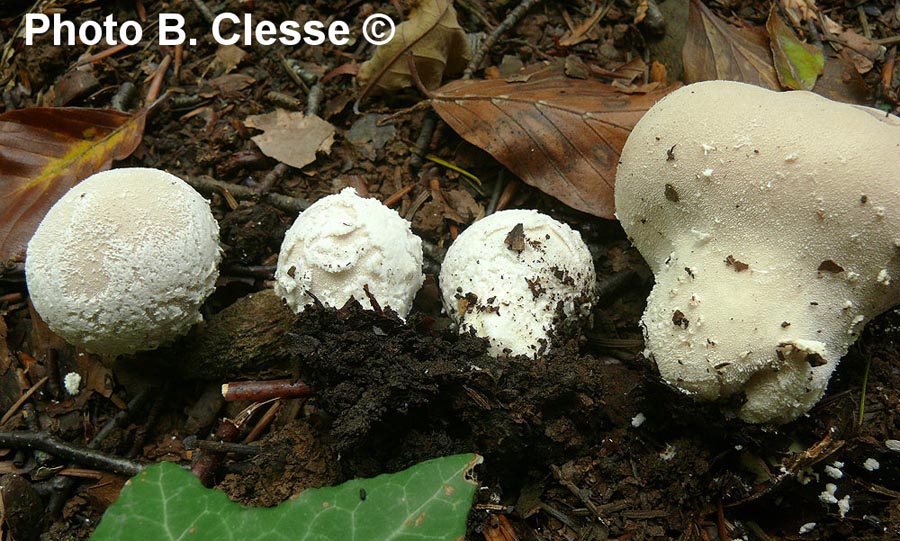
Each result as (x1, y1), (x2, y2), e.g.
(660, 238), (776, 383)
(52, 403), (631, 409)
(90, 454), (481, 541)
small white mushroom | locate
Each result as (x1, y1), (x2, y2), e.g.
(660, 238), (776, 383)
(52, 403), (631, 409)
(615, 81), (900, 424)
(26, 168), (221, 355)
(274, 188), (424, 319)
(439, 210), (595, 357)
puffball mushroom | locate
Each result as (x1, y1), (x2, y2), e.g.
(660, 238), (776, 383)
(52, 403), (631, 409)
(615, 80), (900, 424)
(274, 187), (424, 319)
(26, 168), (221, 355)
(439, 209), (595, 357)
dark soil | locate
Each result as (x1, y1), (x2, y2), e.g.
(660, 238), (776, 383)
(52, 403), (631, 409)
(1, 0), (899, 540)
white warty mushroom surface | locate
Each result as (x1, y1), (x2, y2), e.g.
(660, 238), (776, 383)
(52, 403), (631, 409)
(439, 209), (596, 357)
(615, 80), (900, 424)
(274, 187), (424, 319)
(26, 168), (221, 355)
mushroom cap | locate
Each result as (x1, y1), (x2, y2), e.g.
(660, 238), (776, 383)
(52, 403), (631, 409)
(615, 80), (900, 423)
(439, 209), (595, 357)
(274, 187), (424, 318)
(26, 168), (221, 355)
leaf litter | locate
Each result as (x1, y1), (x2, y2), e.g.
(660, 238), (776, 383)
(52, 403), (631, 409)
(431, 63), (677, 218)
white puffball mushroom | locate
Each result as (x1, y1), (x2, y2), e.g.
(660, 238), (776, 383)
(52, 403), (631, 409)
(439, 209), (595, 357)
(615, 81), (900, 424)
(26, 168), (221, 355)
(274, 187), (424, 319)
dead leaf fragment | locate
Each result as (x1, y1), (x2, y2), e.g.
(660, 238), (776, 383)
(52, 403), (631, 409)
(210, 45), (247, 75)
(559, 4), (610, 47)
(431, 64), (677, 218)
(683, 0), (781, 90)
(835, 30), (884, 74)
(357, 0), (470, 94)
(0, 107), (146, 264)
(767, 5), (824, 90)
(245, 109), (335, 170)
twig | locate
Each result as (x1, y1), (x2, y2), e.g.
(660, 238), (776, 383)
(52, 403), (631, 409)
(221, 379), (312, 402)
(90, 388), (152, 448)
(185, 437), (260, 455)
(876, 35), (900, 46)
(190, 0), (216, 24)
(242, 400), (282, 443)
(45, 388), (152, 515)
(306, 78), (326, 116)
(110, 81), (136, 111)
(717, 498), (729, 541)
(128, 387), (168, 457)
(1, 376), (48, 426)
(409, 112), (438, 172)
(486, 170), (506, 215)
(495, 177), (520, 211)
(384, 183), (417, 207)
(186, 175), (309, 214)
(281, 57), (311, 95)
(857, 6), (871, 38)
(255, 163), (289, 194)
(77, 43), (130, 66)
(596, 270), (640, 301)
(858, 354), (873, 428)
(191, 419), (239, 486)
(0, 432), (143, 476)
(145, 54), (172, 103)
(223, 264), (276, 280)
(463, 0), (544, 78)
(551, 464), (604, 521)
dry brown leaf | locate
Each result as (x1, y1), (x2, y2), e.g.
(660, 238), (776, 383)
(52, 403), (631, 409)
(431, 65), (678, 218)
(357, 0), (470, 94)
(683, 0), (781, 90)
(210, 44), (247, 75)
(683, 0), (869, 104)
(0, 107), (146, 264)
(837, 30), (884, 74)
(245, 109), (335, 170)
(559, 5), (609, 47)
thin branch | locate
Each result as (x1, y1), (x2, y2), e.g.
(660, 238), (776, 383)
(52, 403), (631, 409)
(186, 175), (310, 214)
(463, 0), (544, 78)
(0, 431), (144, 476)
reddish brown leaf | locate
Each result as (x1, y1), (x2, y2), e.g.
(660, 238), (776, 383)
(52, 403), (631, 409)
(683, 0), (781, 89)
(431, 66), (677, 218)
(0, 107), (146, 264)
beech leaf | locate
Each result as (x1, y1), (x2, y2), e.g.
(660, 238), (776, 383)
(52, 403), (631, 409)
(90, 454), (482, 541)
(431, 65), (677, 218)
(0, 107), (146, 265)
(683, 0), (781, 89)
(766, 5), (824, 90)
(357, 0), (470, 94)
(245, 109), (335, 170)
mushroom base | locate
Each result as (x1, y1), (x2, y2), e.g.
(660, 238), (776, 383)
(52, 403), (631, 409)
(639, 262), (866, 425)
